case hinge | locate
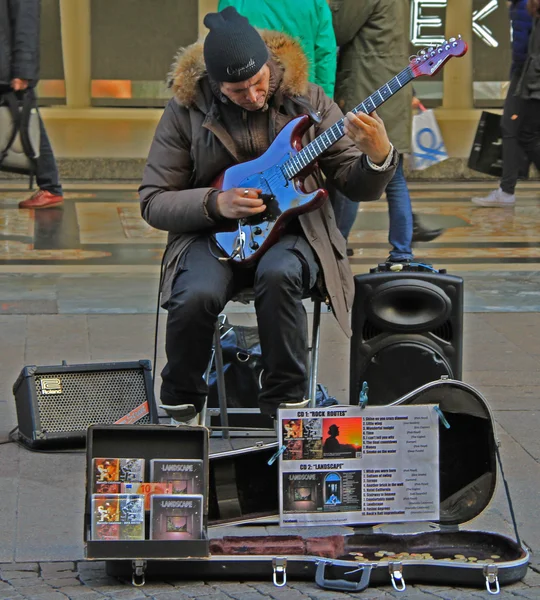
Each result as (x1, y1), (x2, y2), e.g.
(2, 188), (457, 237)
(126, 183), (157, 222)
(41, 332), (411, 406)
(484, 564), (500, 595)
(389, 562), (406, 592)
(131, 560), (147, 587)
(272, 557), (287, 587)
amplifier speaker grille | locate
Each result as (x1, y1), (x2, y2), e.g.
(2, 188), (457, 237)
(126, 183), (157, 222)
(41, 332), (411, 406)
(13, 361), (157, 449)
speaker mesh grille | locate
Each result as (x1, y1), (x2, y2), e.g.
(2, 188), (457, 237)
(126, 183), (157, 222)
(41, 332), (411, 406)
(432, 321), (453, 343)
(362, 322), (383, 341)
(34, 369), (152, 433)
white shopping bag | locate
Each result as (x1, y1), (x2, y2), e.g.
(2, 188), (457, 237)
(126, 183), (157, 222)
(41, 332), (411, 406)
(411, 108), (448, 170)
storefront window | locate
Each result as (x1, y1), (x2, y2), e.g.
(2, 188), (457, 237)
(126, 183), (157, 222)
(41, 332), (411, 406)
(410, 0), (511, 108)
(90, 0), (198, 107)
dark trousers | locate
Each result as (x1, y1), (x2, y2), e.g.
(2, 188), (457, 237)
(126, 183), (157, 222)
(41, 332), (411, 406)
(500, 72), (529, 195)
(161, 234), (319, 417)
(36, 112), (62, 196)
(518, 97), (540, 173)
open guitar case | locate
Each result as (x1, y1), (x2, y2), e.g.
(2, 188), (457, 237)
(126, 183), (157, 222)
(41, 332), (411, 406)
(87, 379), (529, 594)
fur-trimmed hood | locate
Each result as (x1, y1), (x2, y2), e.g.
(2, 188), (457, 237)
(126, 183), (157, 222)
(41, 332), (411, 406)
(168, 29), (309, 108)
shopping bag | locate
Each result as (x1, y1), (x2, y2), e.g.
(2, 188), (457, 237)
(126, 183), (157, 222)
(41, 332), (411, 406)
(411, 108), (449, 170)
(467, 111), (503, 176)
(0, 88), (40, 186)
(467, 111), (530, 179)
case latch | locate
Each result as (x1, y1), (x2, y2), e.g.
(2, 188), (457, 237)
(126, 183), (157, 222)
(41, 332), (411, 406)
(389, 562), (406, 592)
(272, 557), (287, 587)
(131, 560), (147, 587)
(484, 564), (500, 595)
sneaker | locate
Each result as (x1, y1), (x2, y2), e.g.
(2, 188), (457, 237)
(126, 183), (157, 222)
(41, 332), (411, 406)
(159, 403), (199, 426)
(471, 188), (516, 207)
(19, 190), (64, 209)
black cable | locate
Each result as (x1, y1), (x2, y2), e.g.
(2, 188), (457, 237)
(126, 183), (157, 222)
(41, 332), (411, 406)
(494, 442), (522, 547)
(0, 426), (18, 445)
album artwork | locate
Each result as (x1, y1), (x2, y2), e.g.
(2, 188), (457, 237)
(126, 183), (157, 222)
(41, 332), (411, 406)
(302, 418), (322, 439)
(95, 482), (121, 494)
(282, 418), (303, 439)
(303, 438), (323, 460)
(150, 494), (203, 540)
(92, 458), (145, 491)
(282, 473), (323, 513)
(283, 439), (303, 461)
(150, 459), (205, 495)
(321, 417), (363, 458)
(91, 493), (145, 540)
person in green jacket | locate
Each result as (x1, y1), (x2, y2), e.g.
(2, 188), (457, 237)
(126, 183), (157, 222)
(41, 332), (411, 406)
(217, 0), (337, 97)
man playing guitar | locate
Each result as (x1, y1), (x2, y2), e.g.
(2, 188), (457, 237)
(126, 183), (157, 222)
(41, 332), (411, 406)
(139, 7), (397, 424)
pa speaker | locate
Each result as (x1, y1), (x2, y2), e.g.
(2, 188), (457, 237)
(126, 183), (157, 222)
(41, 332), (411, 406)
(350, 269), (463, 406)
(13, 360), (158, 449)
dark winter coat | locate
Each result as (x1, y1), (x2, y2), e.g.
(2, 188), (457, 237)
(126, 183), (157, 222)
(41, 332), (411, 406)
(510, 0), (533, 75)
(519, 16), (540, 100)
(331, 0), (412, 154)
(139, 30), (397, 336)
(0, 0), (40, 87)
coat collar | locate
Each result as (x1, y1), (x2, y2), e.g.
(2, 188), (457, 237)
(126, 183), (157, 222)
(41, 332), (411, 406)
(168, 29), (309, 109)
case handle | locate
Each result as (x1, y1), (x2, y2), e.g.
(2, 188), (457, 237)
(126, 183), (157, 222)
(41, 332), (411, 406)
(315, 560), (372, 592)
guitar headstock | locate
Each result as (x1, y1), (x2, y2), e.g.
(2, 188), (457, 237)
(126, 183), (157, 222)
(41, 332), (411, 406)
(410, 36), (468, 78)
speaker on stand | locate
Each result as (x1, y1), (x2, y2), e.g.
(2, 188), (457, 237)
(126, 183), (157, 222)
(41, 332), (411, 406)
(350, 265), (463, 406)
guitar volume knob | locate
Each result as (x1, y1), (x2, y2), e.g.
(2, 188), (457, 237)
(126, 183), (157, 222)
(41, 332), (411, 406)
(253, 227), (263, 235)
(250, 241), (260, 250)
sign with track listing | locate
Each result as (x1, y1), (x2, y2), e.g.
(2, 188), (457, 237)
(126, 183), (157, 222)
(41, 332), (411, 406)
(278, 405), (440, 527)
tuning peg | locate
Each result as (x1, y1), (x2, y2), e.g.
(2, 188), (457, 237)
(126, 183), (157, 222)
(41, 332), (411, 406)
(449, 37), (456, 43)
(437, 47), (443, 53)
(458, 34), (462, 39)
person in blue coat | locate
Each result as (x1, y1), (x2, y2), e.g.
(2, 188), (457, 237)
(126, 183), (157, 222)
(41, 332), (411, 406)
(472, 0), (533, 207)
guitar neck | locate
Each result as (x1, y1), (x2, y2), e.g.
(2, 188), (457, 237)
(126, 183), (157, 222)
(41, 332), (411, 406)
(283, 65), (414, 179)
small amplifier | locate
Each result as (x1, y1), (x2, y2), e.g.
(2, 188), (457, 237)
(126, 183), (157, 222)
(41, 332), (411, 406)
(12, 360), (157, 449)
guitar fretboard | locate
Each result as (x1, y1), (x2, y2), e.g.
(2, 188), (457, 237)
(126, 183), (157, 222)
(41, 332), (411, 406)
(282, 66), (414, 179)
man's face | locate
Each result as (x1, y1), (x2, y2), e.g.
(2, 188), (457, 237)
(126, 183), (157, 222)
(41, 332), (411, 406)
(220, 65), (270, 111)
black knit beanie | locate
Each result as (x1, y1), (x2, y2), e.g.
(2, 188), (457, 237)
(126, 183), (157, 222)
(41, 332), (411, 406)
(203, 6), (269, 83)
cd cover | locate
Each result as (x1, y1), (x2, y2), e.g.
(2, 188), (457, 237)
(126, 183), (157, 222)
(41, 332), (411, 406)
(91, 493), (145, 541)
(150, 494), (203, 540)
(92, 458), (145, 492)
(149, 459), (204, 495)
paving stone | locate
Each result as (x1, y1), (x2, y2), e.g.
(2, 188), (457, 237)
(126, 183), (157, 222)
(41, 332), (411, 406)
(40, 563), (77, 575)
(43, 578), (82, 588)
(129, 583), (175, 593)
(168, 583), (217, 596)
(24, 593), (70, 600)
(77, 563), (107, 574)
(229, 593), (271, 600)
(5, 571), (41, 581)
(151, 592), (196, 600)
(95, 588), (148, 599)
(0, 563), (40, 572)
(209, 583), (261, 596)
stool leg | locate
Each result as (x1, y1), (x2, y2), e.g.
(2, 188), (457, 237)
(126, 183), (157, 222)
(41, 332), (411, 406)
(308, 298), (322, 408)
(200, 346), (215, 428)
(213, 319), (230, 439)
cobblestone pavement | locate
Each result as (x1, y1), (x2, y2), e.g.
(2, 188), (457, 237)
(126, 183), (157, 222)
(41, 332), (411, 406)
(1, 562), (540, 600)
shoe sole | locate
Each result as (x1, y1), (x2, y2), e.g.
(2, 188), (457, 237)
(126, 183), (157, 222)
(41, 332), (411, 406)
(471, 202), (515, 208)
(19, 201), (64, 210)
(412, 232), (444, 243)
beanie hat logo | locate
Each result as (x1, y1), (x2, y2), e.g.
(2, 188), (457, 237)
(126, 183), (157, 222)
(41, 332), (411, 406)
(203, 6), (269, 83)
(226, 57), (256, 78)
